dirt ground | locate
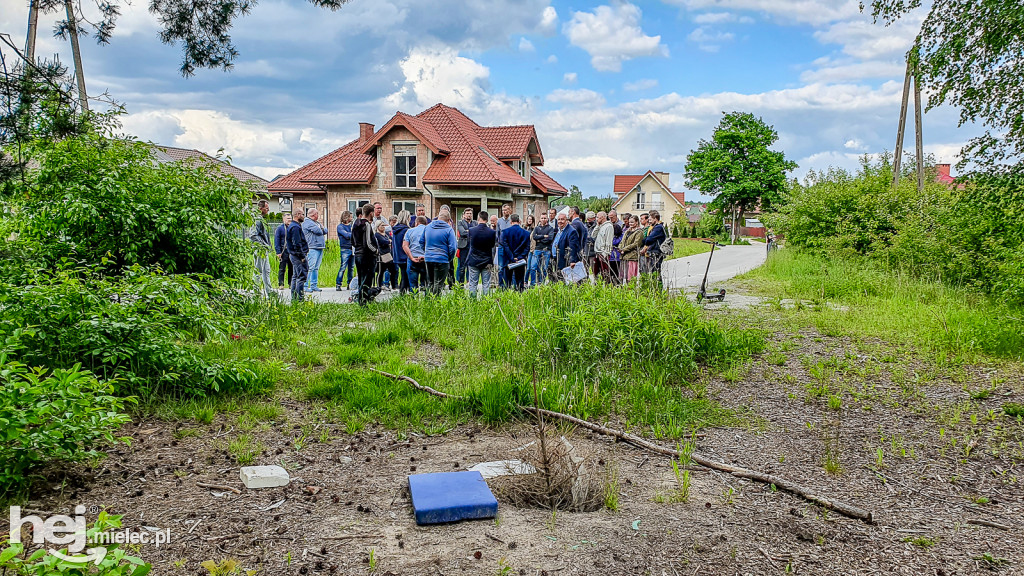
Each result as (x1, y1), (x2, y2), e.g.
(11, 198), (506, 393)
(22, 316), (1024, 575)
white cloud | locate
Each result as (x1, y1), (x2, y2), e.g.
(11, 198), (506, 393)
(801, 58), (905, 83)
(563, 72), (578, 84)
(564, 3), (668, 72)
(546, 54), (559, 64)
(546, 88), (606, 108)
(692, 12), (753, 24)
(518, 37), (536, 52)
(844, 138), (866, 151)
(545, 155), (630, 172)
(665, 0), (861, 26)
(387, 45), (491, 111)
(814, 16), (921, 60)
(623, 78), (659, 91)
(538, 6), (559, 35)
(688, 27), (736, 52)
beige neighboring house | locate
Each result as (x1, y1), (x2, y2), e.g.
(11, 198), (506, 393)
(610, 170), (686, 225)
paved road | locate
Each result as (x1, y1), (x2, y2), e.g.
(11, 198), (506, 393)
(662, 243), (768, 293)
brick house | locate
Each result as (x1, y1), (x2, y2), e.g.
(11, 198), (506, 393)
(610, 170), (686, 225)
(269, 104), (567, 238)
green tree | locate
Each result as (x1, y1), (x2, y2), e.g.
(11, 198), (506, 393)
(684, 112), (796, 239)
(551, 184), (583, 209)
(867, 1), (1024, 171)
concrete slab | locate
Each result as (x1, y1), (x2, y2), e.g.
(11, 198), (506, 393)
(408, 471), (498, 525)
(239, 465), (290, 489)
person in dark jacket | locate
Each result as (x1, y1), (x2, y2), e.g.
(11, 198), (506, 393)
(275, 212), (292, 289)
(641, 209), (667, 279)
(465, 211), (496, 299)
(529, 213), (555, 286)
(500, 214), (531, 291)
(335, 210), (354, 291)
(456, 207), (473, 284)
(391, 211), (411, 294)
(352, 204), (379, 305)
(570, 206), (589, 266)
(552, 212), (581, 275)
(285, 210), (309, 302)
(374, 221), (397, 289)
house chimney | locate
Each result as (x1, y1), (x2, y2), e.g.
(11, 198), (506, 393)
(655, 171), (670, 188)
(359, 122), (375, 142)
(936, 163), (951, 180)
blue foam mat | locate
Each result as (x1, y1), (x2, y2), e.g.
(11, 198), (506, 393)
(408, 471), (499, 525)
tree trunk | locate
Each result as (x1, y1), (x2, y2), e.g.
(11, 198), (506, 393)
(64, 0), (89, 112)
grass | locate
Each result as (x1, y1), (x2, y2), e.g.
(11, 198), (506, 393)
(154, 283), (764, 440)
(667, 238), (713, 260)
(736, 249), (1024, 361)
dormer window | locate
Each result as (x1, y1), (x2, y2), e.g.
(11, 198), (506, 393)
(394, 144), (417, 188)
(517, 158), (529, 178)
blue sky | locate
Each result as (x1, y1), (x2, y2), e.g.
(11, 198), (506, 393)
(1, 0), (971, 201)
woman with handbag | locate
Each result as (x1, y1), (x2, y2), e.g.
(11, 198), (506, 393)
(375, 221), (397, 290)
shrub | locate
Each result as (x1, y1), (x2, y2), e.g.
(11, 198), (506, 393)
(1, 511), (151, 574)
(0, 330), (131, 500)
(0, 266), (272, 398)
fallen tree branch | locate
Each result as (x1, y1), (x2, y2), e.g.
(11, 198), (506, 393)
(967, 518), (1011, 531)
(373, 369), (874, 523)
(370, 368), (464, 400)
(196, 482), (242, 494)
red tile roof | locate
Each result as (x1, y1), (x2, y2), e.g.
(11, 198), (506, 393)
(671, 191), (686, 205)
(269, 138), (374, 192)
(613, 175), (644, 194)
(417, 105), (530, 187)
(272, 104), (566, 194)
(476, 125), (541, 161)
(530, 166), (567, 195)
(151, 145), (268, 190)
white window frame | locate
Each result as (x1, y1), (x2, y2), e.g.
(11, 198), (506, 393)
(634, 187), (645, 209)
(303, 202), (317, 217)
(348, 199), (370, 214)
(393, 200), (416, 216)
(394, 144), (417, 188)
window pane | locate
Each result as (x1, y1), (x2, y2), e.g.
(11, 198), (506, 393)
(407, 156), (416, 174)
(396, 175), (407, 188)
(409, 176), (416, 188)
(395, 156), (407, 173)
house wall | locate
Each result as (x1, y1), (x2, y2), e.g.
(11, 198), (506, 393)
(377, 127), (431, 192)
(612, 174), (683, 232)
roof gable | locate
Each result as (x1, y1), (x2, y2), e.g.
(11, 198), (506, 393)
(476, 125), (542, 164)
(611, 170), (685, 210)
(530, 166), (567, 195)
(360, 111), (450, 155)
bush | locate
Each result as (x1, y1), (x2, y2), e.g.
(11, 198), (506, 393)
(771, 157), (1024, 306)
(0, 331), (131, 500)
(1, 511), (151, 574)
(9, 130), (256, 280)
(0, 265), (272, 399)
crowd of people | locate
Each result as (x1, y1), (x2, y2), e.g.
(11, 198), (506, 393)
(263, 200), (674, 305)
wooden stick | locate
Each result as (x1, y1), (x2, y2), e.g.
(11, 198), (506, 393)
(967, 519), (1011, 531)
(196, 482), (242, 494)
(372, 370), (874, 523)
(370, 368), (464, 400)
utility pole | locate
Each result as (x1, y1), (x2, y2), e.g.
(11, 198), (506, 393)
(64, 0), (89, 111)
(25, 0), (39, 62)
(892, 57), (913, 189)
(893, 51), (924, 192)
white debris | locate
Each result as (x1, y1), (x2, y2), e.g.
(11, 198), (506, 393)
(469, 460), (537, 479)
(239, 465), (290, 489)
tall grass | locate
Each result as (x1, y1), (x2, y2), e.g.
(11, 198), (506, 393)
(206, 284), (764, 437)
(740, 249), (1024, 360)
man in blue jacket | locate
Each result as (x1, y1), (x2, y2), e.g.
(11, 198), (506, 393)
(336, 210), (354, 291)
(465, 211), (496, 299)
(422, 210), (457, 295)
(570, 206), (589, 266)
(286, 210), (309, 302)
(552, 212), (580, 280)
(302, 208), (327, 292)
(500, 214), (531, 291)
(274, 212), (292, 289)
(391, 212), (411, 294)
